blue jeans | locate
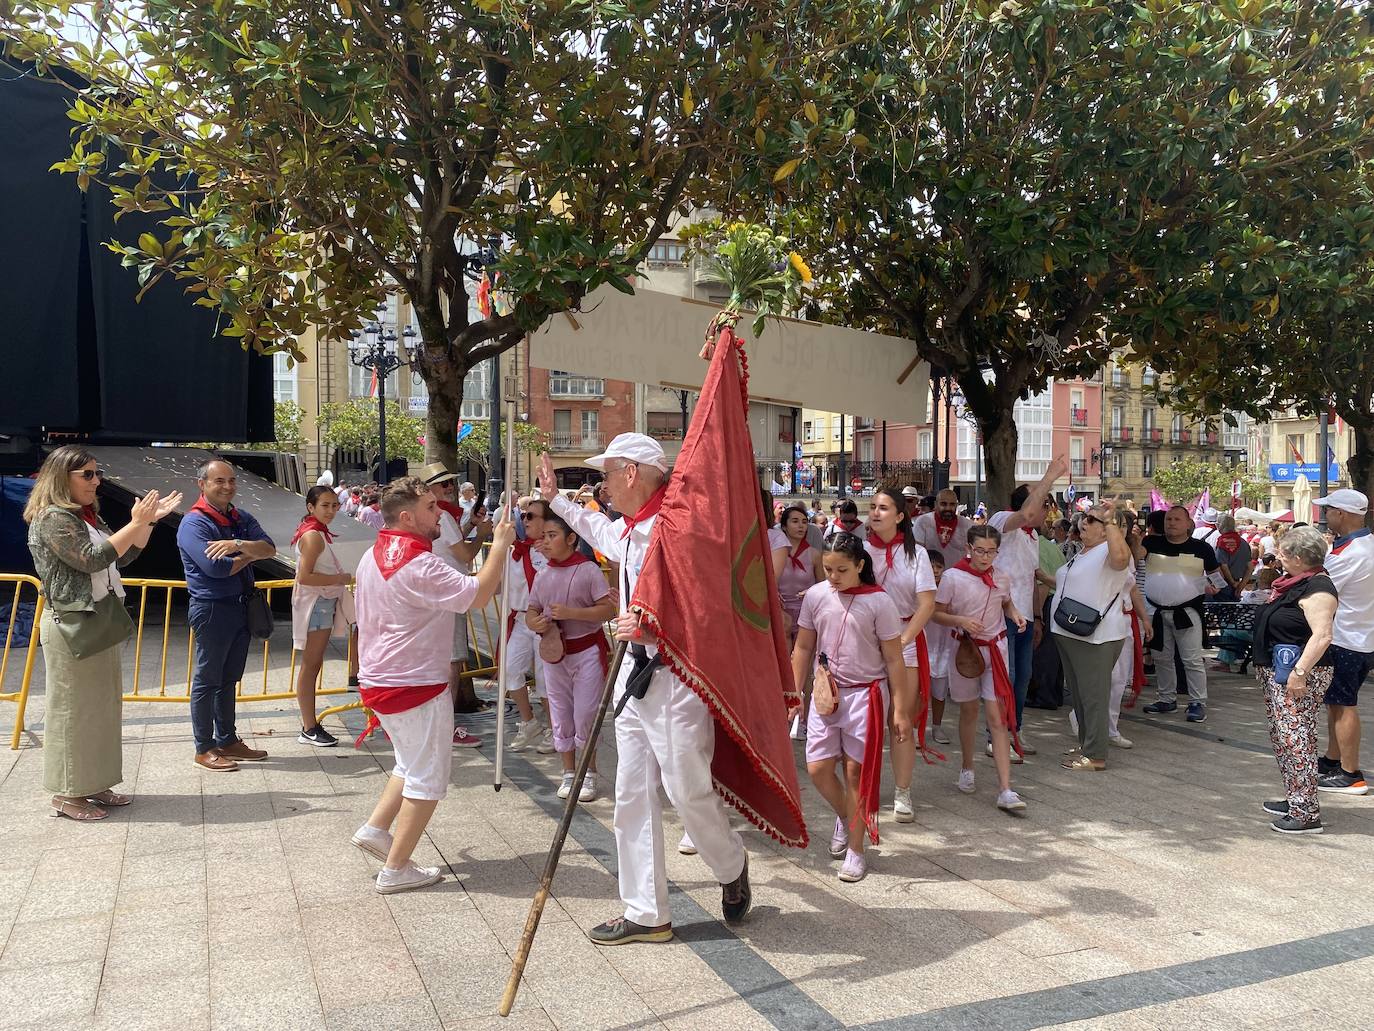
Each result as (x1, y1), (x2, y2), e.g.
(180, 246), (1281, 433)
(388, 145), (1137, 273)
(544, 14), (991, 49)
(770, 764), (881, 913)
(189, 597), (250, 754)
(1005, 617), (1034, 730)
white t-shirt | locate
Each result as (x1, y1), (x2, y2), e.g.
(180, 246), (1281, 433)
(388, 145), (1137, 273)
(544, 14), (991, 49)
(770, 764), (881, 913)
(863, 536), (936, 619)
(355, 549), (479, 687)
(912, 512), (971, 569)
(987, 511), (1039, 623)
(1050, 542), (1134, 644)
(434, 511), (470, 572)
(1326, 532), (1374, 653)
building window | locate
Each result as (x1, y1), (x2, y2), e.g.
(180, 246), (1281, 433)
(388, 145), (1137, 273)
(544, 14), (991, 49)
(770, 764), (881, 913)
(580, 409), (599, 445)
(778, 411), (796, 443)
(832, 418), (841, 440)
(1142, 366), (1158, 388)
(646, 410), (685, 440)
(918, 431), (933, 460)
(1111, 405), (1124, 432)
(349, 361), (399, 400)
(1110, 364), (1127, 389)
(1013, 388), (1053, 481)
(803, 420), (814, 443)
(273, 352), (298, 403)
(1142, 407), (1156, 432)
(1111, 452), (1123, 478)
(1143, 452), (1155, 477)
(553, 409), (571, 439)
(861, 437), (874, 462)
(549, 370), (605, 398)
(647, 240), (687, 265)
(1285, 433), (1306, 464)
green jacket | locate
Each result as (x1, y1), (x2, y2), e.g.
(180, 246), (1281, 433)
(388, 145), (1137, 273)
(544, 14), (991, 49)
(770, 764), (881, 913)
(27, 506), (142, 613)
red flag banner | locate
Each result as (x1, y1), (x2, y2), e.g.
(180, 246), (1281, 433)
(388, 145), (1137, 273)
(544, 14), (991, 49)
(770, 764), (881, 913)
(631, 326), (808, 848)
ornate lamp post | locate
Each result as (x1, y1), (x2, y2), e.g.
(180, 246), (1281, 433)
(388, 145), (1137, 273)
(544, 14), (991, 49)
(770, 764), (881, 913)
(350, 319), (407, 483)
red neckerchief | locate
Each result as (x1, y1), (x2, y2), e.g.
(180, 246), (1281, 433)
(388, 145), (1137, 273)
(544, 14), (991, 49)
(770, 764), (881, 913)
(435, 498), (465, 522)
(836, 518), (862, 534)
(190, 496), (237, 529)
(866, 530), (904, 574)
(1020, 524), (1037, 539)
(952, 559), (997, 589)
(369, 502), (380, 512)
(373, 529), (432, 580)
(290, 515), (335, 546)
(934, 511), (958, 547)
(1216, 531), (1242, 555)
(618, 483), (668, 540)
(547, 551), (588, 568)
(789, 536), (811, 571)
(1270, 568), (1324, 601)
(840, 583), (885, 595)
(79, 505), (99, 529)
(511, 539), (538, 588)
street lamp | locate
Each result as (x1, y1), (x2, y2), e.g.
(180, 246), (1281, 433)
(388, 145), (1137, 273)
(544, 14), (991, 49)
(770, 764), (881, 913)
(350, 317), (409, 484)
(1091, 444), (1113, 501)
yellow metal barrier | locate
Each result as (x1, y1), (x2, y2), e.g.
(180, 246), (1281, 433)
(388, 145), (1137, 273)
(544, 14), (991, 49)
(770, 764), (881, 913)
(0, 575), (45, 750)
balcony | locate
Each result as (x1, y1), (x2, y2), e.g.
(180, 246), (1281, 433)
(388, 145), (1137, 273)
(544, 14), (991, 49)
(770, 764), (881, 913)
(1171, 429), (1192, 444)
(1070, 459), (1087, 476)
(1107, 426), (1133, 443)
(551, 432), (602, 452)
(1202, 431), (1219, 446)
(1142, 372), (1158, 388)
(855, 417), (876, 430)
(1069, 408), (1088, 427)
(1142, 427), (1163, 445)
(1110, 371), (1128, 389)
(548, 378), (604, 400)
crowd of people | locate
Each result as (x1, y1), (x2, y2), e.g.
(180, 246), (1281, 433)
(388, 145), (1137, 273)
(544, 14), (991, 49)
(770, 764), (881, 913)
(18, 435), (1373, 930)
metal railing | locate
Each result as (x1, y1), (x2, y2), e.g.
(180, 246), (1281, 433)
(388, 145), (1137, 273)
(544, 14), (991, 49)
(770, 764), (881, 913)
(1070, 459), (1087, 476)
(0, 575), (45, 750)
(1070, 409), (1088, 427)
(1107, 426), (1133, 443)
(551, 433), (603, 452)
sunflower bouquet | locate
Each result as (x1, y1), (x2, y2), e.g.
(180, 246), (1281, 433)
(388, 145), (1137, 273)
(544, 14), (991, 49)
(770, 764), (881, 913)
(681, 221), (812, 346)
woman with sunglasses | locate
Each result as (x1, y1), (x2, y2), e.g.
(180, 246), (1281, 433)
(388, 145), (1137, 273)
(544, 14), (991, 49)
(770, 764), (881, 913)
(1050, 501), (1135, 772)
(24, 446), (181, 820)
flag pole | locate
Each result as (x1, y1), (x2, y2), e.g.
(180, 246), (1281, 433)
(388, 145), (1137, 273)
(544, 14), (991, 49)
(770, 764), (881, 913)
(493, 367), (519, 792)
(500, 638), (629, 1016)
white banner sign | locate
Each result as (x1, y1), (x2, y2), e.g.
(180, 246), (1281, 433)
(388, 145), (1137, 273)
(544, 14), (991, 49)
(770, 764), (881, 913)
(407, 395), (428, 414)
(529, 286), (929, 423)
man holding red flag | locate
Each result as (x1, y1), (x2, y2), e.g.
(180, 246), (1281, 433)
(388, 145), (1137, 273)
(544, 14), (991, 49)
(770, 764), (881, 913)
(540, 329), (807, 945)
(349, 477), (513, 894)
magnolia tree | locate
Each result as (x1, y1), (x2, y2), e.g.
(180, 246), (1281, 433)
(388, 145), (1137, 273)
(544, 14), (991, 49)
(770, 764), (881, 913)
(4, 0), (862, 468)
(767, 0), (1374, 504)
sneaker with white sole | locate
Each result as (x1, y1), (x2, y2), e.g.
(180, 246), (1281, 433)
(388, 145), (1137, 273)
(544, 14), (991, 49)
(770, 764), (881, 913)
(579, 773), (598, 802)
(509, 720), (542, 752)
(956, 768), (976, 794)
(1317, 769), (1370, 795)
(828, 816), (848, 859)
(557, 773), (575, 799)
(997, 789), (1027, 813)
(536, 728), (558, 754)
(452, 726), (481, 748)
(1262, 799), (1289, 817)
(298, 724), (338, 747)
(838, 848), (867, 883)
(931, 725), (951, 745)
(1019, 738), (1037, 756)
(893, 786), (915, 823)
(986, 741), (1024, 764)
(351, 824), (393, 863)
(1109, 734), (1133, 749)
(678, 834), (697, 856)
(376, 862), (444, 894)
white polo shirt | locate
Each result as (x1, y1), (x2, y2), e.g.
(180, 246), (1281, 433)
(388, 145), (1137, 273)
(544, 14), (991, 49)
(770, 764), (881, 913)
(1326, 532), (1374, 653)
(987, 510), (1039, 623)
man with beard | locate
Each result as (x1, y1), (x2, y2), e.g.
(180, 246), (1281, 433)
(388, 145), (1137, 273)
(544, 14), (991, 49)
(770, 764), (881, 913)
(914, 488), (972, 570)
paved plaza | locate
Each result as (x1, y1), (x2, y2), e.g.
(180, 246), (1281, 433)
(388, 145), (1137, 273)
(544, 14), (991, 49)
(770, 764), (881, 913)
(0, 665), (1371, 1031)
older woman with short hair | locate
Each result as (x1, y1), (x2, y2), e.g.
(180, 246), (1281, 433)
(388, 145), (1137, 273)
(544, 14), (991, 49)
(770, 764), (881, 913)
(1251, 526), (1337, 835)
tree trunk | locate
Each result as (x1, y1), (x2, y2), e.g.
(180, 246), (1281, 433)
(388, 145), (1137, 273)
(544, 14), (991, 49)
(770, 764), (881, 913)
(978, 406), (1019, 510)
(1349, 420), (1374, 529)
(422, 360), (467, 471)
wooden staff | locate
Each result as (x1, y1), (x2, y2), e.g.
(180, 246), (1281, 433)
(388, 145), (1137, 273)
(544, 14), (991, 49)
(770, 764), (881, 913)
(493, 370), (519, 792)
(499, 637), (629, 1016)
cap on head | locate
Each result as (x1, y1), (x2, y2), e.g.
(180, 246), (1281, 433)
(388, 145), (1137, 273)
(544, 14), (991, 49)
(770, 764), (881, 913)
(1200, 507), (1219, 523)
(315, 470), (335, 488)
(417, 462), (457, 485)
(1315, 489), (1369, 516)
(586, 432), (669, 472)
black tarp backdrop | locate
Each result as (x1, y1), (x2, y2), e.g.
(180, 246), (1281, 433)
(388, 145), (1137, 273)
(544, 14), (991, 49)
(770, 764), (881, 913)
(0, 55), (272, 443)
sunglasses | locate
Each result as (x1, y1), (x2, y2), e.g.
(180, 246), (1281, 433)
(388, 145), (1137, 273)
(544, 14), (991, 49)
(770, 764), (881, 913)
(75, 469), (105, 481)
(521, 511), (538, 521)
(1082, 514), (1106, 526)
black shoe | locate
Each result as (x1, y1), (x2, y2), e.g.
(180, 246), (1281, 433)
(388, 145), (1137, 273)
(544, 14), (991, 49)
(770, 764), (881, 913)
(1262, 799), (1289, 817)
(721, 856), (752, 923)
(1186, 703), (1207, 723)
(1025, 699), (1060, 711)
(1143, 701), (1177, 714)
(1271, 815), (1323, 835)
(1317, 769), (1370, 795)
(298, 724), (338, 747)
(1318, 755), (1342, 777)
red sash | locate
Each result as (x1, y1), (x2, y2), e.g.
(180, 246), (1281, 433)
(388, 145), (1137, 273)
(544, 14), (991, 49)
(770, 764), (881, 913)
(353, 683), (448, 747)
(913, 630), (943, 764)
(970, 630), (1021, 757)
(845, 679), (887, 846)
(1126, 612), (1147, 708)
(563, 629), (611, 672)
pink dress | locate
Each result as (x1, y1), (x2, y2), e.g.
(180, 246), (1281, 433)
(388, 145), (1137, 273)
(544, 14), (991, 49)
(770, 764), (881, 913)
(528, 558), (612, 752)
(775, 538), (817, 628)
(934, 566), (1010, 702)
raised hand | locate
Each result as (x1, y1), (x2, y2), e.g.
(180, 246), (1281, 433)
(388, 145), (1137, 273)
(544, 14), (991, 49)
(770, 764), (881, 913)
(153, 491), (183, 520)
(537, 453), (558, 501)
(130, 489), (161, 524)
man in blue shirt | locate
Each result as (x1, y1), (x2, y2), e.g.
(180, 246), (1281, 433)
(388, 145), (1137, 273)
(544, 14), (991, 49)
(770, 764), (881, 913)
(177, 459), (277, 771)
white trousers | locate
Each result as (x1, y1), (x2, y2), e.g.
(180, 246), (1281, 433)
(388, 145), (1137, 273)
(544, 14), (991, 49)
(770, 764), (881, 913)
(502, 619), (546, 700)
(1108, 635), (1131, 738)
(614, 664), (746, 926)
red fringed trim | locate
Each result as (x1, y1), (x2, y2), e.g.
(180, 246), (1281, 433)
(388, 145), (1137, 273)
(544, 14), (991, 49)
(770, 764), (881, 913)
(1126, 612), (1147, 708)
(850, 680), (885, 845)
(914, 631), (945, 764)
(981, 634), (1023, 758)
(354, 710), (380, 749)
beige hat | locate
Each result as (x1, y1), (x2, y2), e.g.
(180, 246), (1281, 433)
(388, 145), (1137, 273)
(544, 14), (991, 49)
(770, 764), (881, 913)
(417, 462), (457, 485)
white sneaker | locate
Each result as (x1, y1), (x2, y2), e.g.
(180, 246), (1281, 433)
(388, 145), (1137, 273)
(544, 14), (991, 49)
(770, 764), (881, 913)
(997, 789), (1027, 813)
(893, 786), (915, 823)
(1109, 734), (1133, 749)
(987, 740), (1024, 764)
(351, 824), (392, 862)
(678, 833), (697, 856)
(931, 725), (951, 745)
(510, 720), (542, 752)
(376, 862), (444, 895)
(579, 772), (597, 802)
(557, 773), (575, 799)
(536, 728), (557, 754)
(956, 769), (976, 794)
(1019, 738), (1037, 756)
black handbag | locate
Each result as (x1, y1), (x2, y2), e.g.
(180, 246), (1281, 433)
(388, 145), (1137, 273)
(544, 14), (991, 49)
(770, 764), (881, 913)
(244, 587), (274, 640)
(1053, 556), (1122, 638)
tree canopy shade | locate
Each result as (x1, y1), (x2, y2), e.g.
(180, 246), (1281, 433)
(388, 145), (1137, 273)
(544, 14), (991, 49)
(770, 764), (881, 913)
(771, 0), (1374, 505)
(1150, 458), (1268, 509)
(3, 0), (861, 468)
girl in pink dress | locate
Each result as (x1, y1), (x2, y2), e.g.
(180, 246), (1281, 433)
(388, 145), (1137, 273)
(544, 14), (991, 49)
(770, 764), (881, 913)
(775, 505), (824, 740)
(527, 515), (617, 802)
(791, 533), (910, 883)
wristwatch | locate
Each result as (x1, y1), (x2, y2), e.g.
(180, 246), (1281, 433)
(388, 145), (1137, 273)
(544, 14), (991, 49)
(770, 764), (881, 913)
(1292, 666), (1308, 679)
(233, 538), (243, 549)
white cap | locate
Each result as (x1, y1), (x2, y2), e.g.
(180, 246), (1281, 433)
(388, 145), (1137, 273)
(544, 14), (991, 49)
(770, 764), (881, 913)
(901, 486), (919, 498)
(586, 432), (669, 472)
(1315, 489), (1369, 515)
(1200, 507), (1218, 524)
(315, 470), (335, 488)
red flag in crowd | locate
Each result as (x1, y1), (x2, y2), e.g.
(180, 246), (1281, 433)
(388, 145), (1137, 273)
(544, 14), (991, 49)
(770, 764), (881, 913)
(631, 325), (808, 848)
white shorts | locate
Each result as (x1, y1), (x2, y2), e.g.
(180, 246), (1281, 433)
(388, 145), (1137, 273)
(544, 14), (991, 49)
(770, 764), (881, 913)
(377, 693), (454, 801)
(930, 675), (950, 702)
(502, 619), (546, 701)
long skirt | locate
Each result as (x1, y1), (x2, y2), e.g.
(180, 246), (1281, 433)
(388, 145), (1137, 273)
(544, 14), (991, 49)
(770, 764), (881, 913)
(40, 611), (124, 797)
